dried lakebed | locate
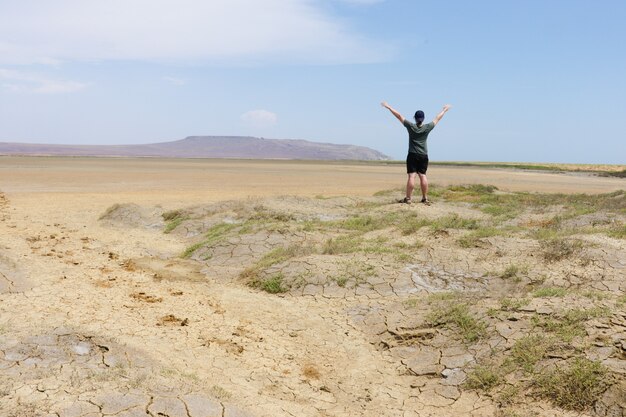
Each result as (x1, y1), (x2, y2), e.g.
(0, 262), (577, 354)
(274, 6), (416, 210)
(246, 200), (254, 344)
(1, 185), (625, 417)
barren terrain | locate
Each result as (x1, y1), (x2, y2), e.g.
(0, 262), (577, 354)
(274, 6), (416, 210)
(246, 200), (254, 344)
(1, 157), (625, 417)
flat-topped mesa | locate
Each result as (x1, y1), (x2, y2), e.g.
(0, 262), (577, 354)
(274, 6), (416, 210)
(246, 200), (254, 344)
(0, 136), (390, 160)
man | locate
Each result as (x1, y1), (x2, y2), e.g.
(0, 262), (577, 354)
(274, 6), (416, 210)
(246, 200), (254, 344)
(381, 101), (451, 205)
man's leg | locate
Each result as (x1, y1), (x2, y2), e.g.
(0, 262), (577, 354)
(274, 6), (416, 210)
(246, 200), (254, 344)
(418, 173), (428, 201)
(406, 173), (417, 201)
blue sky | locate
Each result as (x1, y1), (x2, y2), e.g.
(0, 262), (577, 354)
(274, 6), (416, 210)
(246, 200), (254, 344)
(0, 0), (624, 163)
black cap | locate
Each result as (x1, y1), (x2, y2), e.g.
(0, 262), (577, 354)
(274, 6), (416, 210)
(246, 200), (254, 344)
(414, 110), (425, 123)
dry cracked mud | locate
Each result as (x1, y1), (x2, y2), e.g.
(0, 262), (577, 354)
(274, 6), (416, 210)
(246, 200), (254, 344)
(1, 172), (625, 417)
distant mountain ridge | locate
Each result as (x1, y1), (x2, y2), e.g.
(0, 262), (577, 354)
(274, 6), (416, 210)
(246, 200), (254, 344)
(0, 136), (390, 160)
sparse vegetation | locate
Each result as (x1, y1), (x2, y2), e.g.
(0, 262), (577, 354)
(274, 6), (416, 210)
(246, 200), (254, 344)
(241, 244), (315, 289)
(540, 238), (584, 262)
(465, 365), (501, 391)
(259, 273), (287, 294)
(430, 214), (480, 231)
(532, 307), (610, 343)
(458, 227), (505, 247)
(500, 264), (528, 281)
(181, 222), (237, 258)
(427, 302), (487, 342)
(500, 297), (529, 312)
(322, 235), (362, 254)
(510, 334), (552, 373)
(535, 358), (610, 411)
(532, 287), (567, 298)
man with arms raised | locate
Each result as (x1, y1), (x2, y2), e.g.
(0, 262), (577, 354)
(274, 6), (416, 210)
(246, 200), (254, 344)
(381, 101), (452, 205)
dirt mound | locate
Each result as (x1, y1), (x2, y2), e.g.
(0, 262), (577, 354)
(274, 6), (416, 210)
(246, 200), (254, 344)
(99, 203), (164, 230)
(158, 189), (626, 416)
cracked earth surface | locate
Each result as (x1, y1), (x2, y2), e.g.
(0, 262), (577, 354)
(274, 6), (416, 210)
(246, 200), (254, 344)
(1, 159), (625, 417)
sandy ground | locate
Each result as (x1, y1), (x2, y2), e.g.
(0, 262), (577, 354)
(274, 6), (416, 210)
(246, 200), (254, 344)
(0, 157), (624, 417)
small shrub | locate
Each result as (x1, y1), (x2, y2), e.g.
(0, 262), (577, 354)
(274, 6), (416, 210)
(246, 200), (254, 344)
(535, 359), (610, 411)
(532, 287), (567, 298)
(500, 264), (528, 281)
(465, 365), (501, 391)
(427, 302), (487, 342)
(164, 216), (188, 234)
(259, 274), (287, 294)
(335, 276), (348, 287)
(162, 209), (183, 221)
(540, 238), (583, 262)
(500, 297), (529, 312)
(510, 334), (552, 373)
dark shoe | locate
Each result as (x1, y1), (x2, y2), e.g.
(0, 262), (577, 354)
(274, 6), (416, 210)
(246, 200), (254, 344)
(398, 197), (412, 204)
(421, 198), (432, 206)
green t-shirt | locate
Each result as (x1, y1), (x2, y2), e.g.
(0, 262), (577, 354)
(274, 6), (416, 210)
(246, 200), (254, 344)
(403, 120), (435, 156)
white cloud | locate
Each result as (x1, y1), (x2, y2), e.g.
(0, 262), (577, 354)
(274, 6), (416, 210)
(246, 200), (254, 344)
(162, 76), (186, 86)
(0, 0), (392, 66)
(240, 110), (278, 128)
(0, 69), (86, 94)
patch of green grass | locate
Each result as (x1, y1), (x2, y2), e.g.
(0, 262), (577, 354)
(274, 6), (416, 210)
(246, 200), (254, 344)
(241, 244), (316, 286)
(496, 386), (520, 408)
(540, 238), (584, 262)
(465, 365), (501, 391)
(373, 187), (403, 197)
(457, 227), (506, 248)
(481, 204), (515, 218)
(532, 287), (567, 298)
(430, 214), (480, 232)
(600, 169), (626, 178)
(335, 275), (348, 287)
(427, 302), (487, 342)
(164, 215), (189, 234)
(322, 235), (362, 254)
(535, 358), (610, 411)
(399, 217), (430, 235)
(579, 290), (609, 301)
(500, 297), (529, 312)
(259, 273), (287, 294)
(339, 215), (391, 232)
(251, 207), (296, 223)
(500, 264), (528, 281)
(180, 223), (237, 258)
(608, 223), (626, 239)
(510, 334), (552, 373)
(532, 307), (610, 343)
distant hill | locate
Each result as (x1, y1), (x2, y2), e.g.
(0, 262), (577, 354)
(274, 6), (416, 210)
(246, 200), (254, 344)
(0, 136), (390, 160)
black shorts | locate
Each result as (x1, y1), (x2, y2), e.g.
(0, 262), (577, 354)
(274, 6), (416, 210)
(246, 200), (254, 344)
(406, 153), (428, 174)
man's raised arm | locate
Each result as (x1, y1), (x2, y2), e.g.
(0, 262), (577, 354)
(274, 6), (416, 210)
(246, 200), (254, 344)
(432, 104), (452, 126)
(381, 101), (405, 124)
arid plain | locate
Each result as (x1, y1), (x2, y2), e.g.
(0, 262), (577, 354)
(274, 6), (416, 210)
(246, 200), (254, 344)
(1, 157), (625, 417)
